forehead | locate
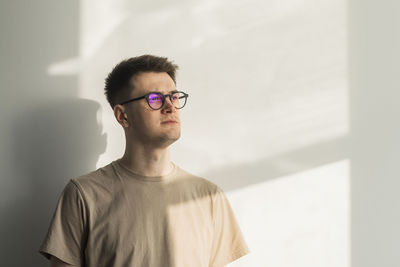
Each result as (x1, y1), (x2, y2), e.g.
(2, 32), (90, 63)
(130, 71), (176, 95)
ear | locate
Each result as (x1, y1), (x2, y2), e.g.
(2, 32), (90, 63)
(113, 104), (130, 128)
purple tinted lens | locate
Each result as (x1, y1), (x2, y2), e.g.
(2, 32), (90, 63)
(148, 93), (163, 109)
(173, 92), (186, 108)
(172, 92), (179, 102)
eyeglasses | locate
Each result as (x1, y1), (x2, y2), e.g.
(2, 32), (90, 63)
(118, 90), (189, 110)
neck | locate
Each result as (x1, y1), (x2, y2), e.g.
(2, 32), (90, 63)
(119, 141), (173, 177)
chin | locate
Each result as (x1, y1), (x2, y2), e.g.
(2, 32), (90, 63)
(165, 130), (180, 140)
(157, 133), (180, 146)
(167, 135), (180, 143)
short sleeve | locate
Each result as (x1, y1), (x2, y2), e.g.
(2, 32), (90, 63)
(209, 186), (250, 267)
(38, 179), (88, 266)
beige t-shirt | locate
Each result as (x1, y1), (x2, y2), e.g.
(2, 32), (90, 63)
(38, 159), (250, 267)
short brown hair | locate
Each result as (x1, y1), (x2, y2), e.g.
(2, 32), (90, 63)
(104, 55), (179, 109)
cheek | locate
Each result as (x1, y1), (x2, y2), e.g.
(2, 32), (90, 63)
(175, 109), (181, 119)
(138, 112), (159, 128)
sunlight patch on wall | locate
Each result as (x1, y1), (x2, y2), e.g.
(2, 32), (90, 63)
(42, 0), (348, 170)
(227, 159), (350, 267)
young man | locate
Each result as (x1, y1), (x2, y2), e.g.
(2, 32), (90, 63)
(38, 55), (250, 267)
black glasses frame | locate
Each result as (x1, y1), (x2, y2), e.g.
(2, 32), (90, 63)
(118, 90), (189, 110)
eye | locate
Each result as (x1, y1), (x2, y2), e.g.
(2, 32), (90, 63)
(149, 93), (163, 101)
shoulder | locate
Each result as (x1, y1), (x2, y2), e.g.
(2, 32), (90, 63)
(69, 161), (117, 201)
(175, 166), (222, 196)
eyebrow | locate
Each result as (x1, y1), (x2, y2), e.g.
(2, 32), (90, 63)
(150, 90), (178, 94)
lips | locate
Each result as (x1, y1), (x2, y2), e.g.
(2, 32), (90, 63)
(162, 120), (177, 123)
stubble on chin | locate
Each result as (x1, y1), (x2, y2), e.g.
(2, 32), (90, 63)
(147, 127), (180, 148)
(161, 130), (181, 145)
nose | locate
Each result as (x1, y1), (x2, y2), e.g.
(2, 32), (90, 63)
(161, 95), (175, 112)
(166, 95), (174, 105)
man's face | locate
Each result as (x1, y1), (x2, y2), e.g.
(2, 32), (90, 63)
(121, 71), (181, 148)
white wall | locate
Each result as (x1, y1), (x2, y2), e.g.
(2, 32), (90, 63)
(349, 1), (400, 267)
(0, 0), (398, 266)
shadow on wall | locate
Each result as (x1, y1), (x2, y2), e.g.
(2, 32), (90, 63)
(200, 136), (349, 192)
(0, 1), (96, 266)
(0, 99), (107, 267)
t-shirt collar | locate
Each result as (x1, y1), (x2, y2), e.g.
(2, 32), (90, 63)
(113, 159), (178, 182)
